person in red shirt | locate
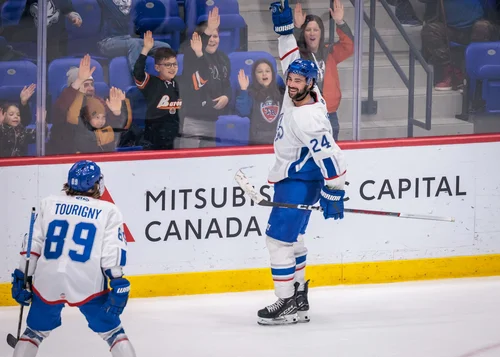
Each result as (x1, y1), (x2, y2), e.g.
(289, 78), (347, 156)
(293, 0), (354, 141)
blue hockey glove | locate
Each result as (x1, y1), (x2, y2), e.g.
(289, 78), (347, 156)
(320, 186), (345, 220)
(269, 0), (294, 35)
(101, 278), (130, 317)
(11, 269), (32, 306)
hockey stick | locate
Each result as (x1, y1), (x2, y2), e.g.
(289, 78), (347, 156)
(234, 169), (455, 222)
(7, 207), (37, 349)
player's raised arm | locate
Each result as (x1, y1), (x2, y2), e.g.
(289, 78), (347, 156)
(270, 0), (300, 74)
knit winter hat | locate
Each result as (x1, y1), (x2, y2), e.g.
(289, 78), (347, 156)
(66, 66), (94, 87)
(84, 97), (106, 119)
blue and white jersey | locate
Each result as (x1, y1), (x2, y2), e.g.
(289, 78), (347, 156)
(19, 194), (128, 305)
(267, 34), (346, 187)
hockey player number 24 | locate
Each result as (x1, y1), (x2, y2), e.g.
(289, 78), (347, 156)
(310, 135), (331, 153)
(43, 220), (96, 263)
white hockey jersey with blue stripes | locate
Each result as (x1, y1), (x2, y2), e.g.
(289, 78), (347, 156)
(267, 34), (346, 187)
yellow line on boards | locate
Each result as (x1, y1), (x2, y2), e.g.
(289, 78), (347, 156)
(1, 254), (500, 306)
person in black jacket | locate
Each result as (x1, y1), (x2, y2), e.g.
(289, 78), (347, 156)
(179, 7), (231, 148)
(134, 30), (181, 150)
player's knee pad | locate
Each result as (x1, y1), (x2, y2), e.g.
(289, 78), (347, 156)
(293, 234), (308, 257)
(266, 235), (295, 277)
(266, 236), (295, 265)
(99, 324), (135, 356)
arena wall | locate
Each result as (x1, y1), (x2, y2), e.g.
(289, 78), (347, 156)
(1, 134), (500, 306)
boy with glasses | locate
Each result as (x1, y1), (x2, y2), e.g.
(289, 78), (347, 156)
(134, 31), (182, 150)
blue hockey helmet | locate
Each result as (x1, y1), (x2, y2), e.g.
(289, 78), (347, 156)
(67, 160), (103, 194)
(286, 59), (318, 85)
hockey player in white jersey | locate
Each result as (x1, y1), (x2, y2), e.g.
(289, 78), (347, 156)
(10, 160), (136, 357)
(257, 0), (347, 325)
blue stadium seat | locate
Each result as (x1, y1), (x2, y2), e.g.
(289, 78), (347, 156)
(65, 0), (103, 57)
(132, 0), (185, 51)
(0, 0), (26, 26)
(184, 0), (247, 53)
(0, 60), (37, 86)
(465, 42), (500, 113)
(47, 57), (105, 105)
(0, 60), (37, 122)
(216, 115), (249, 146)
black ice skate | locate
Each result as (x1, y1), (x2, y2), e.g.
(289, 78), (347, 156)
(296, 279), (310, 323)
(257, 293), (298, 326)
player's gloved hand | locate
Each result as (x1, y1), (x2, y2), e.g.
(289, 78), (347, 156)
(319, 186), (345, 220)
(269, 0), (294, 35)
(11, 269), (32, 306)
(101, 278), (130, 317)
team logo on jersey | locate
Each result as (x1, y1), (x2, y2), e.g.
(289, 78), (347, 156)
(260, 99), (280, 123)
(157, 95), (182, 114)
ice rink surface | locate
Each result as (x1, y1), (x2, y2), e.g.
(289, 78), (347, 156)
(1, 276), (500, 357)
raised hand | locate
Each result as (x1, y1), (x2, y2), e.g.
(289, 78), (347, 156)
(78, 54), (96, 82)
(190, 32), (203, 57)
(142, 30), (154, 54)
(270, 0), (294, 35)
(294, 3), (307, 29)
(205, 7), (220, 36)
(329, 0), (345, 24)
(106, 87), (125, 115)
(67, 12), (82, 27)
(238, 69), (250, 90)
(20, 83), (36, 105)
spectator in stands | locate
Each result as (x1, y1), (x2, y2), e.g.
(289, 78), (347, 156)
(96, 0), (171, 72)
(293, 0), (354, 141)
(235, 60), (285, 145)
(48, 54), (132, 154)
(67, 87), (132, 153)
(0, 84), (42, 157)
(421, 0), (499, 91)
(134, 31), (181, 150)
(179, 7), (231, 148)
(1, 0), (82, 60)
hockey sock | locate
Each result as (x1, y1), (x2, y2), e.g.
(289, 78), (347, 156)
(13, 327), (49, 357)
(293, 234), (308, 291)
(100, 325), (137, 357)
(266, 236), (296, 298)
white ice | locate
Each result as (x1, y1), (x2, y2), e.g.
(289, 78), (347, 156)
(1, 276), (500, 357)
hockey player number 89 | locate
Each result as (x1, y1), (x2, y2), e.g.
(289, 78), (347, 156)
(43, 220), (97, 263)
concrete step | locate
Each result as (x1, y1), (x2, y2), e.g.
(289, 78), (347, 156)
(337, 117), (475, 141)
(335, 87), (463, 122)
(337, 52), (429, 90)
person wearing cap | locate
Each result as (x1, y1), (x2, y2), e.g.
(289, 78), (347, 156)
(48, 54), (132, 154)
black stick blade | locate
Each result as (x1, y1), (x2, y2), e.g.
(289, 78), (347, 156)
(7, 333), (18, 348)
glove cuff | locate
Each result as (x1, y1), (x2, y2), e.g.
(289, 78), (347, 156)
(321, 186), (343, 201)
(274, 23), (294, 35)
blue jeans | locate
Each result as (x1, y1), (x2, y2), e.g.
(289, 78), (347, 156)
(328, 112), (340, 141)
(98, 35), (171, 72)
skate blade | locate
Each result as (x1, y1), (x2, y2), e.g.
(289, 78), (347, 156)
(257, 313), (298, 326)
(297, 310), (310, 323)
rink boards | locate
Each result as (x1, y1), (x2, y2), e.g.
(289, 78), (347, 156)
(1, 135), (500, 306)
